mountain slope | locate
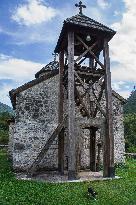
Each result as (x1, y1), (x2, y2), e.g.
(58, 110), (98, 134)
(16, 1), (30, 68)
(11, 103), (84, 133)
(0, 102), (13, 114)
(124, 90), (136, 114)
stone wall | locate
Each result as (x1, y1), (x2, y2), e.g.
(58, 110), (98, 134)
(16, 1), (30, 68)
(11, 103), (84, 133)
(11, 75), (59, 171)
(112, 96), (125, 163)
(9, 74), (125, 172)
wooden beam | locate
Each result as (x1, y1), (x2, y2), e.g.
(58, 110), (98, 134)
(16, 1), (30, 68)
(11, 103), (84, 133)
(58, 51), (65, 174)
(75, 49), (89, 63)
(68, 31), (77, 180)
(89, 57), (94, 68)
(74, 70), (88, 90)
(77, 57), (86, 65)
(93, 81), (105, 117)
(27, 117), (66, 176)
(77, 70), (102, 77)
(90, 128), (96, 172)
(103, 38), (115, 178)
(96, 143), (102, 172)
(91, 87), (106, 117)
(74, 40), (98, 63)
(76, 35), (105, 69)
(75, 87), (90, 118)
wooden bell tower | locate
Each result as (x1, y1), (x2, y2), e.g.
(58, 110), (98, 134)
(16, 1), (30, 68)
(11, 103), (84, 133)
(55, 1), (116, 180)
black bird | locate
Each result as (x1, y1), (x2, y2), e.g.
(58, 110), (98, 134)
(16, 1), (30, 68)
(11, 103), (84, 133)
(88, 187), (97, 200)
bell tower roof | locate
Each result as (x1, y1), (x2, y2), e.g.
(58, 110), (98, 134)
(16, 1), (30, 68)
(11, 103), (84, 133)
(54, 13), (116, 53)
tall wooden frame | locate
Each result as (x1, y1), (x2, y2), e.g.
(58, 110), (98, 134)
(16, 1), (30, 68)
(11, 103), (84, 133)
(55, 8), (116, 179)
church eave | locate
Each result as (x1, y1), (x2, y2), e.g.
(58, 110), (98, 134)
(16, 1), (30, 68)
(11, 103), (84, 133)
(112, 90), (127, 104)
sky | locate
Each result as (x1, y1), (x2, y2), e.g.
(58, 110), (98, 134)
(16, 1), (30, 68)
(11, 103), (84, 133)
(0, 0), (136, 107)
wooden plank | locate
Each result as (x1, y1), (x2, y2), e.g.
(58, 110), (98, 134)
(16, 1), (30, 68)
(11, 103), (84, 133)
(75, 49), (89, 63)
(89, 57), (94, 68)
(74, 70), (88, 90)
(27, 117), (66, 176)
(75, 87), (90, 118)
(103, 38), (115, 178)
(96, 143), (102, 172)
(68, 31), (77, 180)
(58, 51), (64, 174)
(91, 87), (106, 117)
(93, 81), (105, 117)
(77, 57), (86, 65)
(77, 70), (101, 77)
(90, 128), (96, 172)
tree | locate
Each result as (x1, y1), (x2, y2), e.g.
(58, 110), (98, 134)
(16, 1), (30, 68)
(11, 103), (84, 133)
(0, 112), (13, 144)
(124, 114), (136, 152)
(124, 90), (136, 114)
(124, 88), (136, 152)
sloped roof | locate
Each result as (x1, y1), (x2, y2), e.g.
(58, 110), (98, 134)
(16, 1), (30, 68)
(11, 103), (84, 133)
(35, 61), (59, 78)
(65, 14), (115, 34)
(55, 14), (116, 53)
(9, 66), (126, 110)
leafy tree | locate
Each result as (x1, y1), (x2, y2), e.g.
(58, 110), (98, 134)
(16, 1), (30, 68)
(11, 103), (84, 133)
(124, 114), (136, 152)
(124, 90), (136, 114)
(0, 112), (13, 144)
(124, 88), (136, 153)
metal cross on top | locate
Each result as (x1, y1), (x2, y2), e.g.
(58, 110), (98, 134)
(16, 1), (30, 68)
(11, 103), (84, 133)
(75, 1), (86, 15)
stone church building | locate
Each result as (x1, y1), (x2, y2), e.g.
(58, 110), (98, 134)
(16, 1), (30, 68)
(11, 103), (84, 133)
(9, 60), (125, 172)
(9, 3), (126, 178)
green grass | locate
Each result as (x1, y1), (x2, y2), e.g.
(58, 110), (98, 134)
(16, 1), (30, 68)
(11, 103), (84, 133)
(0, 149), (136, 205)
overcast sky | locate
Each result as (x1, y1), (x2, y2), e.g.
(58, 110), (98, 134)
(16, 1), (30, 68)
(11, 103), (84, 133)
(0, 0), (135, 106)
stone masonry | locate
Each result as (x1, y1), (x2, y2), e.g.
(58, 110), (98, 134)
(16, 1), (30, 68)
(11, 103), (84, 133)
(9, 62), (126, 172)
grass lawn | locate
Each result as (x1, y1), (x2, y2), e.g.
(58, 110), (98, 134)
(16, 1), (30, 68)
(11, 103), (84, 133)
(0, 149), (136, 205)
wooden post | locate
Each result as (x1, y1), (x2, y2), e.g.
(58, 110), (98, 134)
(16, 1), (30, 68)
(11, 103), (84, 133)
(90, 128), (96, 171)
(96, 143), (101, 172)
(67, 31), (77, 180)
(89, 57), (94, 69)
(58, 51), (64, 174)
(103, 38), (115, 178)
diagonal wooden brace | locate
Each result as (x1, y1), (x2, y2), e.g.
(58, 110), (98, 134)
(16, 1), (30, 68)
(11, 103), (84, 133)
(76, 35), (105, 69)
(74, 40), (98, 63)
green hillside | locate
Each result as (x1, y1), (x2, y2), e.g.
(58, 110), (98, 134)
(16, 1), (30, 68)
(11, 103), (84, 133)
(124, 89), (136, 153)
(0, 102), (13, 144)
(0, 102), (13, 114)
(124, 90), (136, 114)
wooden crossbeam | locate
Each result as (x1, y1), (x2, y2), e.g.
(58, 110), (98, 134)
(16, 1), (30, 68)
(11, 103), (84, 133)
(93, 81), (105, 117)
(74, 40), (98, 63)
(92, 86), (106, 117)
(77, 57), (86, 65)
(97, 75), (105, 87)
(76, 35), (105, 69)
(27, 116), (67, 176)
(75, 87), (90, 118)
(75, 70), (88, 90)
(75, 49), (89, 63)
(75, 68), (105, 117)
(77, 70), (102, 77)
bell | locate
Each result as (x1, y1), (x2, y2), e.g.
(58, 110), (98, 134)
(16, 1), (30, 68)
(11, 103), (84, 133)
(86, 35), (91, 42)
